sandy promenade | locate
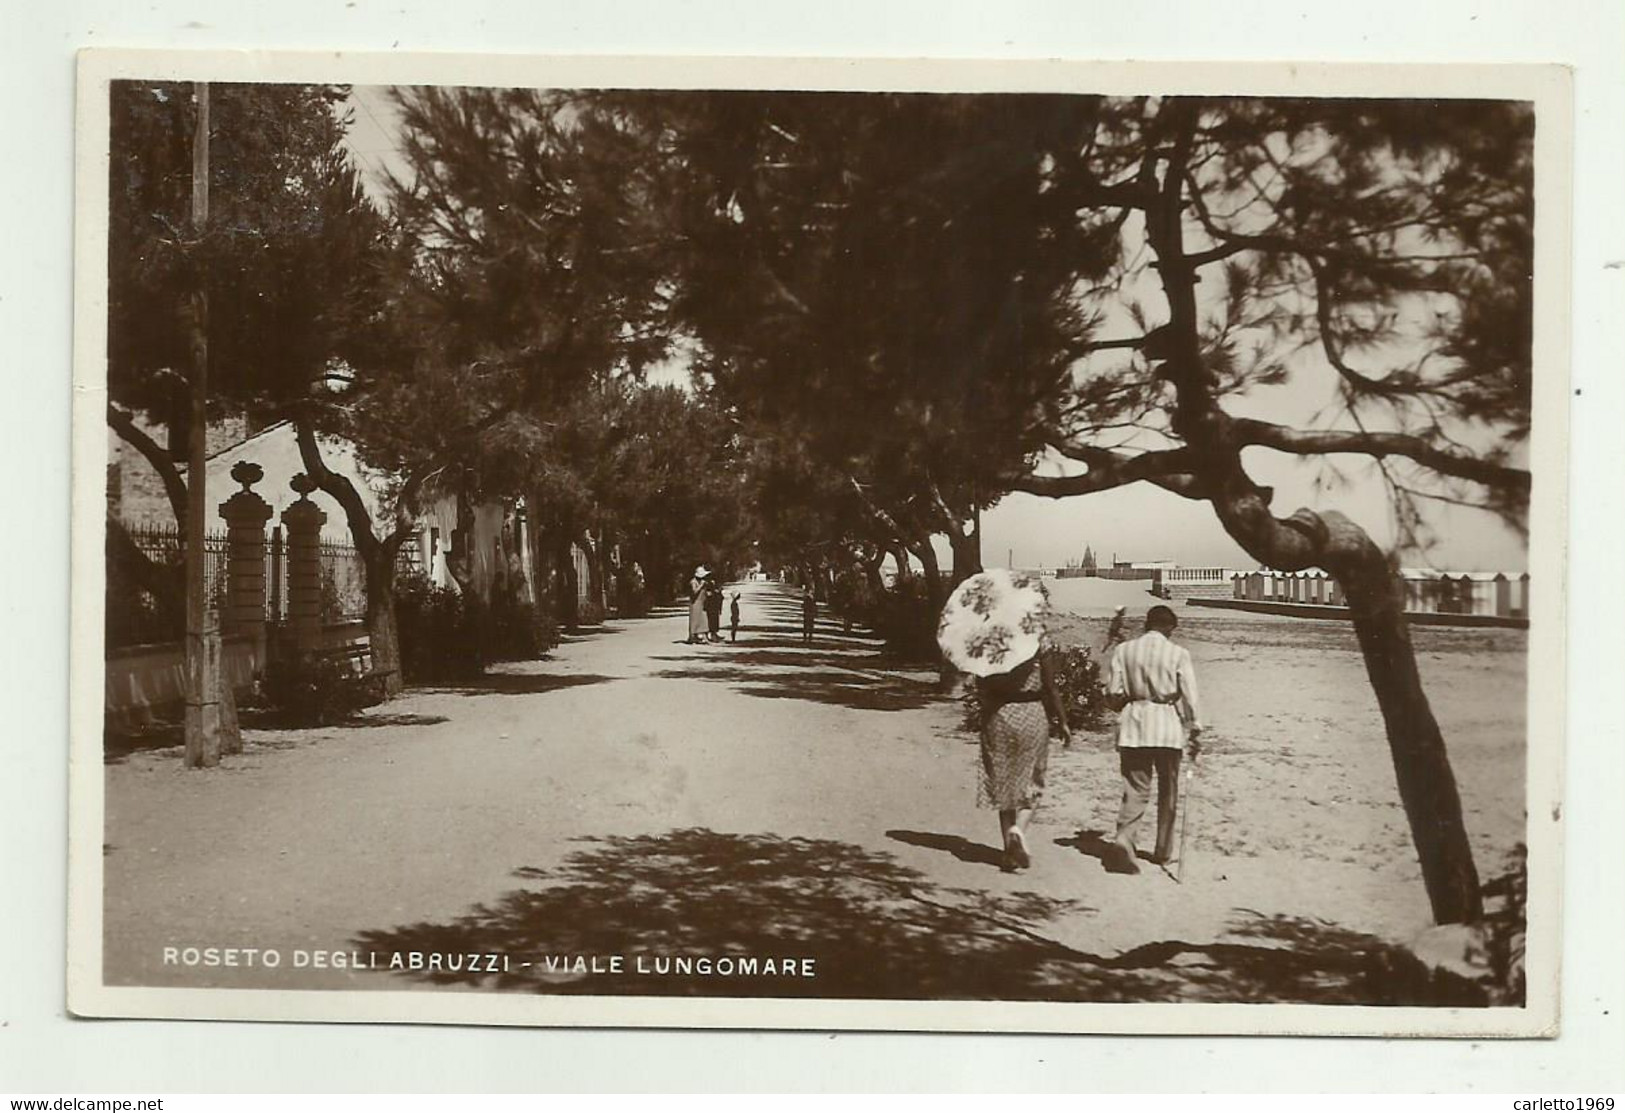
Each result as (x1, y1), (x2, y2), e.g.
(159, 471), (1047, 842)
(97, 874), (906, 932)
(101, 580), (1527, 1002)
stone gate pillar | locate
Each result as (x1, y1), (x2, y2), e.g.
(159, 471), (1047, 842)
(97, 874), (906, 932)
(281, 473), (327, 653)
(218, 461), (274, 653)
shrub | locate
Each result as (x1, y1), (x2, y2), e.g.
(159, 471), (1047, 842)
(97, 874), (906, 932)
(613, 566), (649, 619)
(262, 652), (383, 727)
(488, 595), (550, 662)
(1049, 643), (1108, 728)
(319, 564), (344, 622)
(396, 572), (557, 682)
(1481, 843), (1528, 1005)
(104, 587), (177, 649)
(960, 642), (1108, 735)
(831, 568), (879, 633)
(395, 573), (483, 684)
(865, 577), (941, 660)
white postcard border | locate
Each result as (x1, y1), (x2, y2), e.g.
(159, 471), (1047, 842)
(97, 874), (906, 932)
(68, 48), (1573, 1037)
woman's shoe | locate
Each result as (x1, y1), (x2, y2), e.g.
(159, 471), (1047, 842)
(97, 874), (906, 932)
(1002, 829), (1030, 872)
(1008, 828), (1032, 870)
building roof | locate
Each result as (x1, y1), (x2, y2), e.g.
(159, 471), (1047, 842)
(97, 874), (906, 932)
(205, 418), (294, 462)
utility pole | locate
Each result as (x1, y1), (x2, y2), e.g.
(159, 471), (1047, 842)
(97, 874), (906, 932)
(183, 81), (223, 768)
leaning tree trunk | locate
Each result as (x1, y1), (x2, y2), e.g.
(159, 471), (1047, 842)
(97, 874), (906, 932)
(1217, 498), (1483, 924)
(362, 546), (404, 698)
(293, 418), (409, 700)
(632, 537), (672, 606)
(946, 524), (982, 588)
(522, 501), (561, 651)
(554, 533), (581, 632)
(1318, 516), (1484, 923)
(577, 530), (607, 624)
(862, 549), (886, 597)
(911, 539), (944, 615)
(908, 537), (957, 681)
(447, 494), (487, 669)
(888, 542), (914, 585)
(1139, 104), (1482, 924)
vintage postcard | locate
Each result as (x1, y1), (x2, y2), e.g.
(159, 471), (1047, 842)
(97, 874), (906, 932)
(69, 50), (1570, 1035)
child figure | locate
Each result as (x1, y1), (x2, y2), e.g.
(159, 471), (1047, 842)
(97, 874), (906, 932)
(729, 592), (742, 643)
(800, 585), (817, 645)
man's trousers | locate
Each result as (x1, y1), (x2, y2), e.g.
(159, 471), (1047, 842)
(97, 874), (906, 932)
(1115, 747), (1182, 861)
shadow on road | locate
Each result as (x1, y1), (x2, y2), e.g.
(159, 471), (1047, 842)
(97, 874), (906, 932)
(420, 673), (622, 698)
(885, 828), (1006, 868)
(103, 709), (455, 762)
(353, 827), (1440, 1004)
(648, 662), (938, 713)
(1054, 828), (1158, 868)
(645, 599), (937, 711)
(554, 623), (635, 644)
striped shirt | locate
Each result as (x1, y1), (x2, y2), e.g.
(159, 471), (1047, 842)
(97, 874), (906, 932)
(1107, 630), (1203, 749)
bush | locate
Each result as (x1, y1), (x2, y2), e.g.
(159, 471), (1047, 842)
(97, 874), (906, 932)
(960, 642), (1108, 735)
(831, 568), (878, 633)
(396, 572), (557, 682)
(105, 587), (178, 649)
(262, 652), (383, 727)
(395, 573), (483, 684)
(488, 595), (551, 662)
(1482, 843), (1528, 1005)
(864, 577), (941, 660)
(613, 566), (650, 619)
(1049, 643), (1108, 728)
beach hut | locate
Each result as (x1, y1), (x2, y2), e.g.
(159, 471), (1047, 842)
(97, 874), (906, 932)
(1465, 572), (1499, 616)
(1326, 576), (1345, 606)
(1402, 570), (1442, 614)
(1308, 573), (1328, 605)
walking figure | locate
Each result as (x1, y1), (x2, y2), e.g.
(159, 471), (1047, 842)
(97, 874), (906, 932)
(936, 569), (1071, 873)
(729, 591), (741, 643)
(704, 577), (725, 643)
(800, 585), (817, 645)
(1102, 605), (1204, 875)
(1103, 604), (1130, 654)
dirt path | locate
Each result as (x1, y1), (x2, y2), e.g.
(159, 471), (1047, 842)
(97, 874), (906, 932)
(103, 581), (1518, 1002)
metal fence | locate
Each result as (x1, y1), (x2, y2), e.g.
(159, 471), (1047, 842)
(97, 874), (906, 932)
(126, 521), (232, 611)
(120, 521), (397, 639)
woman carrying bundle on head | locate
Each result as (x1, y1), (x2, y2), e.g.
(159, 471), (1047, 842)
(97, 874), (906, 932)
(937, 570), (1073, 873)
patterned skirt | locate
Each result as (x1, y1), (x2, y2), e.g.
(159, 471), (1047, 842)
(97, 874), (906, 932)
(978, 699), (1050, 810)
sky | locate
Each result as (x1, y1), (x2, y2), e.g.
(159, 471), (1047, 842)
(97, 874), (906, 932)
(341, 86), (1530, 575)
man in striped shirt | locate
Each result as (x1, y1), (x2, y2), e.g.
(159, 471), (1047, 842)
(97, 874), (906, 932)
(1103, 605), (1204, 874)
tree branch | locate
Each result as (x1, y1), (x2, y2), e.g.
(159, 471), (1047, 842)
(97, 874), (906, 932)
(1014, 444), (1204, 499)
(294, 418), (384, 562)
(846, 475), (908, 545)
(1232, 417), (1530, 496)
(106, 512), (184, 627)
(107, 405), (187, 527)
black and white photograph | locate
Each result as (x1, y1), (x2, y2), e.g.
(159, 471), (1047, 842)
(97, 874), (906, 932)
(69, 52), (1568, 1035)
